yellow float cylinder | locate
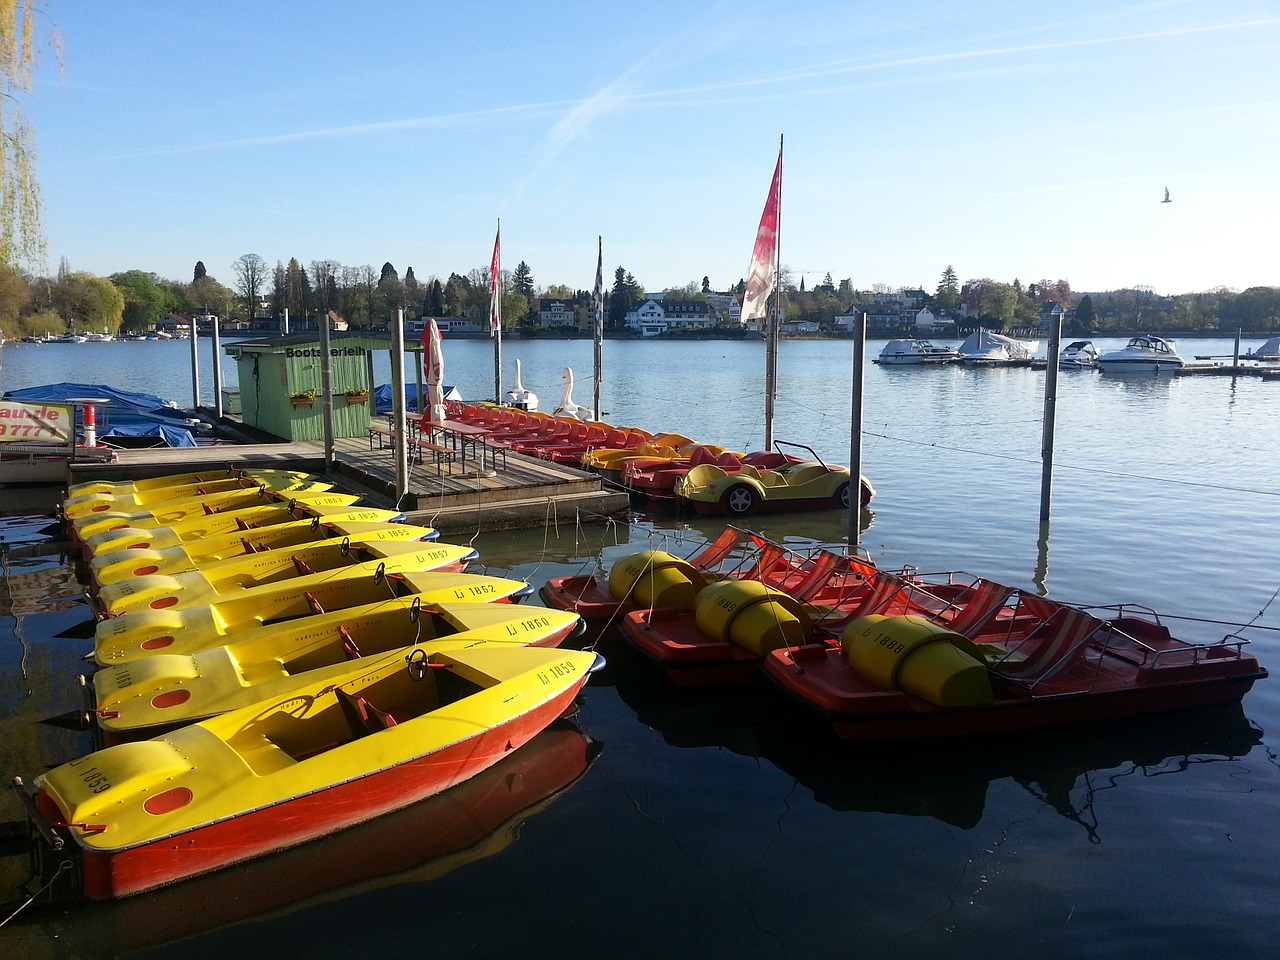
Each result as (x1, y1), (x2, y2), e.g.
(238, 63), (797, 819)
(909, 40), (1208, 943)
(607, 550), (705, 611)
(693, 580), (812, 655)
(843, 614), (993, 708)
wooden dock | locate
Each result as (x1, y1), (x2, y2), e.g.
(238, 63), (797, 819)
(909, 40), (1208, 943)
(64, 437), (632, 536)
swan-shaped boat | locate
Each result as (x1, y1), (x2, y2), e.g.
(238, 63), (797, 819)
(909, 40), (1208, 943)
(502, 359), (538, 410)
(552, 367), (592, 420)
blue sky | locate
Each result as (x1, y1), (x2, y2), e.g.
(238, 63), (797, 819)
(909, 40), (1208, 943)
(24, 0), (1280, 297)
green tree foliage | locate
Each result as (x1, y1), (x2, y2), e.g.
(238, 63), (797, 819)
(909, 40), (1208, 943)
(52, 271), (125, 333)
(110, 269), (173, 332)
(0, 1), (58, 267)
(512, 261), (534, 298)
(193, 260), (207, 282)
(934, 265), (960, 315)
(1074, 294), (1095, 333)
(188, 274), (234, 321)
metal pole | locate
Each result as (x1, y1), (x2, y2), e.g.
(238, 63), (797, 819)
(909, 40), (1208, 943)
(318, 310), (335, 471)
(282, 307), (290, 336)
(211, 314), (223, 419)
(189, 315), (200, 407)
(391, 308), (410, 508)
(1039, 311), (1062, 522)
(493, 219), (503, 403)
(764, 135), (783, 451)
(848, 309), (866, 547)
(1234, 327), (1241, 370)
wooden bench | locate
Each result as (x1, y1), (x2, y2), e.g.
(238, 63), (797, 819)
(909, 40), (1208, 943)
(367, 420), (395, 451)
(411, 436), (456, 474)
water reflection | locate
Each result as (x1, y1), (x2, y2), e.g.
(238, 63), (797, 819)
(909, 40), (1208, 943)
(2, 722), (599, 957)
(607, 638), (1263, 835)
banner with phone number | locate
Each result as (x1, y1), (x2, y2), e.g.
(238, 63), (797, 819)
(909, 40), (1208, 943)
(0, 401), (75, 443)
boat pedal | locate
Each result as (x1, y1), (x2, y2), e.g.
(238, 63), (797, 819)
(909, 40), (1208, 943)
(305, 592), (325, 615)
(292, 555), (315, 576)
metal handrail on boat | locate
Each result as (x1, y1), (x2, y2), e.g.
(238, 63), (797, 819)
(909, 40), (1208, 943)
(771, 439), (828, 470)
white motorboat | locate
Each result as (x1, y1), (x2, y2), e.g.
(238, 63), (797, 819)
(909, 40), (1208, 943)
(1059, 340), (1100, 368)
(1096, 335), (1185, 373)
(956, 330), (1038, 366)
(876, 339), (959, 365)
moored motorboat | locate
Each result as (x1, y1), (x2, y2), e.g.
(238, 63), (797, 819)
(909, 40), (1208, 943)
(956, 330), (1038, 366)
(25, 644), (602, 899)
(876, 339), (959, 365)
(87, 598), (584, 740)
(1096, 335), (1185, 373)
(93, 561), (533, 662)
(762, 597), (1265, 741)
(1059, 340), (1100, 368)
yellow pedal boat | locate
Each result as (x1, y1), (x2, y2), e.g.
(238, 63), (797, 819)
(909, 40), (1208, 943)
(93, 560), (533, 663)
(80, 500), (398, 560)
(67, 466), (315, 498)
(28, 644), (602, 899)
(88, 522), (443, 591)
(92, 535), (480, 617)
(88, 598), (584, 740)
(63, 471), (324, 520)
(71, 483), (339, 542)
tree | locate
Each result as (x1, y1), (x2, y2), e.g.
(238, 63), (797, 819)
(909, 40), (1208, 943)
(52, 271), (125, 333)
(232, 253), (267, 321)
(702, 275), (711, 294)
(110, 270), (173, 332)
(193, 261), (207, 282)
(189, 274), (234, 322)
(0, 262), (31, 329)
(1, 3), (59, 267)
(934, 265), (960, 315)
(1074, 294), (1095, 333)
(309, 259), (339, 310)
(512, 261), (535, 298)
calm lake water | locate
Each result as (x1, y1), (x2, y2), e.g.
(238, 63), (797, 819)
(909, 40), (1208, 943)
(2, 335), (1279, 958)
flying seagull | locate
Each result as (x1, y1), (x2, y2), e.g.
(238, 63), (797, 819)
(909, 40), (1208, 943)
(1162, 187), (1172, 203)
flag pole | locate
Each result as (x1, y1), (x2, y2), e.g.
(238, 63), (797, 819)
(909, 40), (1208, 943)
(491, 220), (502, 403)
(763, 134), (783, 451)
(593, 235), (604, 422)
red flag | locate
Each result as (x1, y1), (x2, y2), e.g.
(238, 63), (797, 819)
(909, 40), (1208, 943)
(488, 227), (501, 336)
(741, 148), (781, 323)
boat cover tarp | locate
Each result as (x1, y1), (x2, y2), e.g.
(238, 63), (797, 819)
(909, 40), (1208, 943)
(2, 381), (198, 434)
(958, 330), (1037, 360)
(1249, 337), (1280, 358)
(374, 383), (462, 414)
(100, 423), (197, 447)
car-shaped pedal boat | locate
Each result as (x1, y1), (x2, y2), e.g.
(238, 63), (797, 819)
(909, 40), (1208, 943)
(676, 458), (875, 515)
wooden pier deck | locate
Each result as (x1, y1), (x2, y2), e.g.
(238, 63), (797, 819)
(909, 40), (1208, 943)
(64, 437), (632, 536)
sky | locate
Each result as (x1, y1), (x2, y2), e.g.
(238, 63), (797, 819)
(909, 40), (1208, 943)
(20, 0), (1280, 297)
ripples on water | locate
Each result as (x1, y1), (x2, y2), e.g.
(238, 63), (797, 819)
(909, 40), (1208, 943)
(1, 336), (1279, 958)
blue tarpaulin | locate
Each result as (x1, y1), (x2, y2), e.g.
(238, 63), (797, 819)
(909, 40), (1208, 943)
(100, 423), (198, 447)
(373, 383), (462, 414)
(2, 382), (200, 442)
